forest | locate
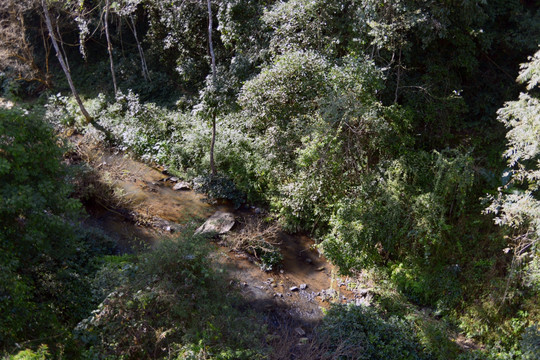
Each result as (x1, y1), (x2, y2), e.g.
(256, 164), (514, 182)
(1, 0), (540, 359)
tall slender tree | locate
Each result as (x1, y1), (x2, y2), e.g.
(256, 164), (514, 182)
(207, 0), (217, 176)
(104, 0), (117, 94)
(41, 0), (111, 138)
(41, 0), (92, 123)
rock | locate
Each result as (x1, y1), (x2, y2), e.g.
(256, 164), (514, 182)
(173, 181), (190, 190)
(290, 286), (299, 292)
(294, 327), (306, 336)
(325, 288), (336, 297)
(169, 177), (179, 182)
(195, 211), (235, 235)
(153, 217), (183, 233)
(359, 288), (370, 297)
(299, 284), (308, 290)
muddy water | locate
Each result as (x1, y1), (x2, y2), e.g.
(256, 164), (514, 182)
(86, 149), (357, 323)
(99, 152), (231, 223)
(82, 149), (228, 251)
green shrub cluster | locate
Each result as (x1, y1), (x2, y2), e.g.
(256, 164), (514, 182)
(315, 305), (430, 360)
(321, 150), (474, 270)
(76, 230), (268, 359)
(0, 108), (115, 354)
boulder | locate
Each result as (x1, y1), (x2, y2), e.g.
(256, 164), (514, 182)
(195, 211), (235, 235)
(173, 181), (190, 190)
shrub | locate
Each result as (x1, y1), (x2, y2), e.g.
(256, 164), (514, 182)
(315, 305), (429, 360)
(0, 108), (114, 353)
(7, 345), (50, 360)
(77, 229), (267, 359)
(193, 174), (245, 209)
(321, 149), (475, 273)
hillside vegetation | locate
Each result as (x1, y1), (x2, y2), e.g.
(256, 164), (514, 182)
(1, 0), (540, 359)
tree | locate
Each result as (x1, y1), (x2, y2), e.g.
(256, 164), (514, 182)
(0, 108), (80, 350)
(207, 0), (217, 176)
(486, 46), (540, 289)
(104, 0), (117, 94)
(41, 0), (92, 122)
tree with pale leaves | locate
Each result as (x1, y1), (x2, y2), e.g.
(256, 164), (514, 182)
(486, 47), (540, 289)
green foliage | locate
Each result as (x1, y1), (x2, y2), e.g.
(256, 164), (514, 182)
(263, 0), (355, 57)
(316, 305), (429, 360)
(145, 0), (214, 91)
(486, 47), (540, 288)
(7, 345), (50, 360)
(193, 174), (245, 209)
(0, 108), (115, 353)
(240, 50), (329, 130)
(239, 50), (410, 231)
(521, 324), (540, 359)
(77, 229), (267, 359)
(321, 150), (474, 272)
(256, 243), (282, 272)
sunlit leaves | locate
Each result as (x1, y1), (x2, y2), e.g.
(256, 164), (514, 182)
(486, 47), (540, 287)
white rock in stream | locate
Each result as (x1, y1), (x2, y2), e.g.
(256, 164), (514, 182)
(173, 181), (190, 190)
(195, 211), (235, 235)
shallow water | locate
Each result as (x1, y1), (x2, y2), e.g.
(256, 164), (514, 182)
(84, 148), (357, 322)
(100, 152), (230, 224)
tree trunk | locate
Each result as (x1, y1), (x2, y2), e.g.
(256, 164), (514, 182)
(210, 114), (216, 176)
(130, 15), (150, 82)
(41, 0), (92, 124)
(207, 0), (217, 176)
(42, 0), (111, 140)
(104, 0), (117, 94)
(394, 47), (402, 104)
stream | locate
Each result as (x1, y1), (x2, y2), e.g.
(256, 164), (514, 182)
(81, 146), (362, 329)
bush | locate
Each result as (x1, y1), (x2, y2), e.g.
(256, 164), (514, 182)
(7, 345), (50, 360)
(0, 108), (114, 354)
(77, 229), (267, 359)
(315, 305), (429, 360)
(321, 149), (475, 273)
